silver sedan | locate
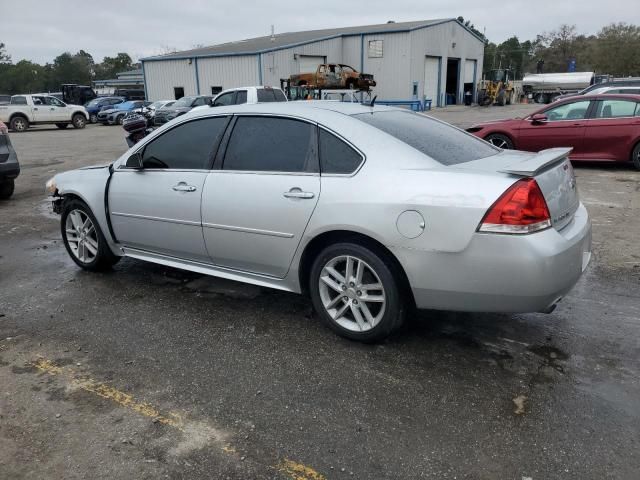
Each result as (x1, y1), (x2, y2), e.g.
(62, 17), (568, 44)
(46, 102), (592, 342)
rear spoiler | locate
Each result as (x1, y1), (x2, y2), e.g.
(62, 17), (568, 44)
(499, 147), (572, 176)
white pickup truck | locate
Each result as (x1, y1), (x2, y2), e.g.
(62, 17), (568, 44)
(0, 94), (89, 132)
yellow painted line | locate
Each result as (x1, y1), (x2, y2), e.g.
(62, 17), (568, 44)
(32, 358), (184, 430)
(32, 358), (325, 479)
(278, 459), (327, 480)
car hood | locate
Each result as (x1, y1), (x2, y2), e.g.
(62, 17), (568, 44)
(468, 117), (524, 129)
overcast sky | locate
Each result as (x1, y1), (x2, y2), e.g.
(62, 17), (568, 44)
(1, 0), (638, 64)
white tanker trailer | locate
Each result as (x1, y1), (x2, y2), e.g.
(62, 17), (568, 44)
(522, 72), (595, 103)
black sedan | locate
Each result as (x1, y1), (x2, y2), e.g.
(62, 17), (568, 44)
(153, 95), (212, 126)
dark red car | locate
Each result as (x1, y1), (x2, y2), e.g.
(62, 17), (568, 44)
(467, 94), (640, 170)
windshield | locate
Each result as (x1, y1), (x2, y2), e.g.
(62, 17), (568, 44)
(353, 110), (498, 166)
(86, 99), (101, 107)
(119, 101), (136, 109)
(173, 96), (196, 108)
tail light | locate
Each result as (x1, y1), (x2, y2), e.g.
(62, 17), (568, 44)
(478, 178), (551, 234)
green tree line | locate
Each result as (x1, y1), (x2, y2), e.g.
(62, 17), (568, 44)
(0, 44), (135, 95)
(479, 22), (640, 79)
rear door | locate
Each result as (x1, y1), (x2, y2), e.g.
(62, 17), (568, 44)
(201, 115), (320, 277)
(582, 98), (640, 160)
(109, 116), (229, 262)
(517, 100), (592, 156)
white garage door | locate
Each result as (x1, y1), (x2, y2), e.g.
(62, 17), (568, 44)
(424, 56), (440, 105)
(298, 56), (325, 74)
(464, 60), (476, 84)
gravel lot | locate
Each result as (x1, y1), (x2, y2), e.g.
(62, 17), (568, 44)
(1, 105), (639, 479)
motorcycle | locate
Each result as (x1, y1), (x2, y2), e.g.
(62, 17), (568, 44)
(122, 107), (154, 147)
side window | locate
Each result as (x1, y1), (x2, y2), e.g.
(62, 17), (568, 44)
(594, 99), (638, 118)
(11, 96), (27, 105)
(213, 92), (235, 107)
(273, 89), (287, 102)
(141, 116), (228, 169)
(544, 100), (591, 121)
(32, 96), (44, 105)
(223, 116), (317, 173)
(235, 90), (247, 104)
(48, 97), (65, 107)
(319, 129), (363, 174)
(193, 97), (206, 106)
(257, 89), (278, 102)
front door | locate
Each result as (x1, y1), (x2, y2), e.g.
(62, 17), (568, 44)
(517, 99), (592, 155)
(31, 96), (54, 122)
(201, 115), (320, 278)
(109, 115), (230, 262)
(45, 96), (72, 121)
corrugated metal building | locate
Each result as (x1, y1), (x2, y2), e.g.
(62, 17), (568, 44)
(141, 19), (484, 107)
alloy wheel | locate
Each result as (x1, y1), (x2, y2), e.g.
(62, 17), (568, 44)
(65, 209), (99, 264)
(318, 255), (386, 332)
(487, 136), (511, 149)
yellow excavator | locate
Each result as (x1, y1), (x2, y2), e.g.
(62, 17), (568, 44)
(478, 68), (515, 106)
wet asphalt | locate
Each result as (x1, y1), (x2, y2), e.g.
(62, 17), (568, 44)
(1, 106), (639, 479)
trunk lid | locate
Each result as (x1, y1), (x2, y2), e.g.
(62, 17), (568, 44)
(463, 147), (580, 231)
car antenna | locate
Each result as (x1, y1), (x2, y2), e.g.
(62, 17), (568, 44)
(370, 95), (377, 107)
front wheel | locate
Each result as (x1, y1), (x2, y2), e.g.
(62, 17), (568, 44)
(0, 179), (15, 199)
(61, 199), (120, 271)
(632, 143), (640, 171)
(309, 242), (405, 342)
(485, 133), (514, 150)
(72, 114), (86, 129)
(90, 114), (98, 123)
(117, 114), (125, 125)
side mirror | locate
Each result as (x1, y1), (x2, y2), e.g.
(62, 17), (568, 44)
(125, 151), (143, 169)
(531, 113), (548, 124)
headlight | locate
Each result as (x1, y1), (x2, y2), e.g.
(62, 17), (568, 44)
(45, 177), (57, 195)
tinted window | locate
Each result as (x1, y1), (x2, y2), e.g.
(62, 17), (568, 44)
(353, 110), (497, 166)
(274, 89), (287, 102)
(224, 116), (316, 172)
(235, 90), (247, 104)
(544, 100), (591, 121)
(213, 92), (235, 107)
(256, 89), (283, 102)
(319, 129), (362, 174)
(594, 99), (638, 118)
(193, 97), (207, 106)
(10, 96), (27, 105)
(141, 117), (228, 169)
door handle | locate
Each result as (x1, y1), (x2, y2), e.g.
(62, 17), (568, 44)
(283, 188), (314, 199)
(172, 183), (197, 192)
(50, 108), (55, 111)
(34, 107), (39, 111)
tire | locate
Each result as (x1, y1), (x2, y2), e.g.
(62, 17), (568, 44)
(90, 114), (98, 123)
(72, 114), (86, 129)
(0, 179), (15, 199)
(497, 90), (506, 106)
(60, 198), (120, 271)
(506, 91), (513, 105)
(117, 114), (125, 125)
(485, 133), (514, 149)
(9, 116), (28, 132)
(56, 123), (68, 129)
(632, 143), (640, 171)
(346, 79), (357, 90)
(477, 91), (490, 107)
(309, 242), (406, 343)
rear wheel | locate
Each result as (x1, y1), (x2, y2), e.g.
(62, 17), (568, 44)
(485, 133), (514, 149)
(72, 114), (86, 129)
(309, 242), (405, 343)
(0, 179), (15, 199)
(61, 199), (120, 271)
(632, 143), (640, 171)
(56, 123), (68, 129)
(10, 116), (28, 132)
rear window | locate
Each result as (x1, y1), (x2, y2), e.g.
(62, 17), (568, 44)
(257, 88), (286, 102)
(10, 96), (27, 105)
(353, 110), (498, 165)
